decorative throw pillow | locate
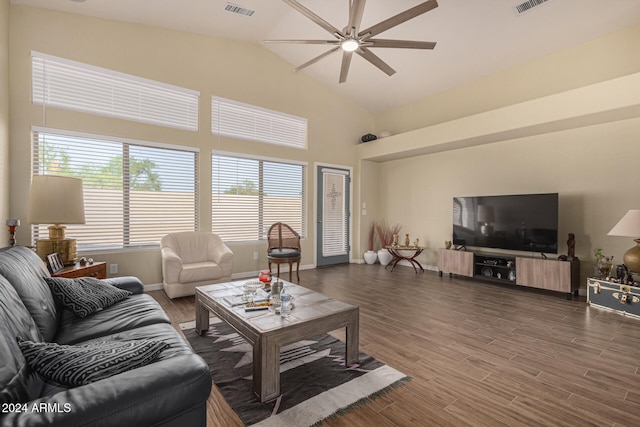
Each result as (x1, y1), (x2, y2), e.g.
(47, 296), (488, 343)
(17, 338), (169, 386)
(45, 277), (131, 318)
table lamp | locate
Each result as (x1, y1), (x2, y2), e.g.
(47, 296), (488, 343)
(607, 209), (640, 273)
(28, 175), (86, 265)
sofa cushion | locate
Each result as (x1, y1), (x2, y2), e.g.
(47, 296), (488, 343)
(104, 276), (144, 294)
(179, 261), (222, 284)
(54, 293), (171, 345)
(43, 323), (203, 402)
(0, 274), (45, 405)
(0, 247), (59, 342)
(45, 277), (131, 318)
(18, 338), (169, 387)
(8, 352), (212, 427)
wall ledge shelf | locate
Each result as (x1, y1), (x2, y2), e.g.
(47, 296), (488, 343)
(358, 72), (640, 162)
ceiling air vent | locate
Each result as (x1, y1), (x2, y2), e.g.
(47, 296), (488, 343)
(514, 0), (550, 15)
(224, 3), (255, 17)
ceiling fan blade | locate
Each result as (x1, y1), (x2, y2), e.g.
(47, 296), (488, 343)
(339, 51), (353, 83)
(359, 0), (438, 39)
(347, 0), (367, 35)
(369, 39), (436, 49)
(282, 0), (344, 38)
(264, 39), (340, 45)
(293, 46), (341, 72)
(357, 47), (396, 76)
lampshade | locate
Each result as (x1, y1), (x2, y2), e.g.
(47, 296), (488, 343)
(477, 205), (495, 223)
(608, 210), (640, 274)
(28, 175), (86, 225)
(28, 175), (85, 265)
(607, 210), (640, 237)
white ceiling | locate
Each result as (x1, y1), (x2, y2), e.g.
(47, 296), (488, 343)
(11, 0), (640, 114)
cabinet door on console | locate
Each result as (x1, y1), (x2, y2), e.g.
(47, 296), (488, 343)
(438, 249), (474, 277)
(516, 257), (571, 292)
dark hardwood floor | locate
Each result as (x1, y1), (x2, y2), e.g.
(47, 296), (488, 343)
(149, 264), (640, 426)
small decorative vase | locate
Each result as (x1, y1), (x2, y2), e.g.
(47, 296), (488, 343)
(597, 257), (613, 279)
(364, 250), (378, 265)
(377, 249), (393, 266)
(404, 234), (410, 247)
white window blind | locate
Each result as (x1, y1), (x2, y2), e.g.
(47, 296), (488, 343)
(322, 170), (348, 257)
(32, 128), (198, 251)
(212, 152), (305, 242)
(32, 52), (199, 131)
(211, 96), (307, 148)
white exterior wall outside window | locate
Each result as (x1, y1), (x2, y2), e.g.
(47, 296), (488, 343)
(32, 128), (199, 252)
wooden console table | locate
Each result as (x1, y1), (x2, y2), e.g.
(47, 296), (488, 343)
(438, 248), (580, 299)
(52, 262), (107, 279)
(385, 246), (425, 273)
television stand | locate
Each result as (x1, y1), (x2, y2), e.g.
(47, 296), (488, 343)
(438, 248), (580, 299)
(474, 252), (516, 284)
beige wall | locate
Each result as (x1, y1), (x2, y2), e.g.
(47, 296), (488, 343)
(364, 23), (640, 286)
(0, 0), (9, 232)
(8, 5), (373, 284)
(375, 24), (640, 136)
(357, 160), (380, 253)
(376, 117), (639, 284)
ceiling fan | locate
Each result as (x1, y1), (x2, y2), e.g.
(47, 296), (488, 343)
(264, 0), (438, 83)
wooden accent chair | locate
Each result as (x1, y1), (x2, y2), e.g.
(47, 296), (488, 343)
(267, 222), (301, 282)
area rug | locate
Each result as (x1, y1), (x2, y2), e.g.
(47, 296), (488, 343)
(180, 318), (410, 426)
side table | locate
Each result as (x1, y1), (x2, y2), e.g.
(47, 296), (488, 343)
(385, 246), (425, 273)
(52, 262), (107, 279)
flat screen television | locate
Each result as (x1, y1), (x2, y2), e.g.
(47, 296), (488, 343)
(452, 193), (558, 254)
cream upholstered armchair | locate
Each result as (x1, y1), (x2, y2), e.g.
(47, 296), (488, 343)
(160, 231), (233, 299)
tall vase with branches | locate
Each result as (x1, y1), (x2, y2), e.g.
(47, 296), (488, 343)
(364, 220), (378, 264)
(376, 219), (401, 266)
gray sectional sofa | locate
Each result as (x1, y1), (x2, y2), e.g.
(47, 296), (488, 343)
(0, 246), (212, 426)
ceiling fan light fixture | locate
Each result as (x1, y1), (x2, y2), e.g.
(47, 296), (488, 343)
(267, 0), (439, 83)
(341, 39), (359, 52)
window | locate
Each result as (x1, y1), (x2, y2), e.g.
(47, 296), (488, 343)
(211, 96), (307, 148)
(212, 152), (305, 242)
(32, 128), (199, 251)
(32, 51), (199, 131)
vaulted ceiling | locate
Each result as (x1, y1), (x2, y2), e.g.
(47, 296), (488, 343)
(11, 0), (640, 114)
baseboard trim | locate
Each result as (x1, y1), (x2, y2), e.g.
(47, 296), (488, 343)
(145, 282), (163, 292)
(144, 264), (317, 293)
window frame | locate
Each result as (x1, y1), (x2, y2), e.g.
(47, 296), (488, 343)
(211, 150), (307, 244)
(211, 96), (308, 149)
(31, 126), (200, 253)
